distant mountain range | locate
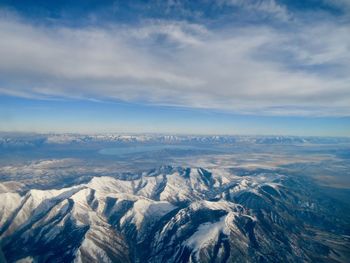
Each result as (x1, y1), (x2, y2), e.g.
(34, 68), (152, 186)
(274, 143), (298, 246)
(1, 166), (349, 262)
(1, 133), (349, 149)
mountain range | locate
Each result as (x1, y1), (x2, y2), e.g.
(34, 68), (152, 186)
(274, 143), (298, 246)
(1, 166), (349, 263)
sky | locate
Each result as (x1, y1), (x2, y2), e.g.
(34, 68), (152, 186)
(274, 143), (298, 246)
(0, 0), (349, 136)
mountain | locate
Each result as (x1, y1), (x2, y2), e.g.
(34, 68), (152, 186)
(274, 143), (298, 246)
(0, 167), (349, 263)
(1, 133), (350, 150)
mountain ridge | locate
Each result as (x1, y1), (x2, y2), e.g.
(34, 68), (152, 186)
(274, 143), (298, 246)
(1, 166), (349, 262)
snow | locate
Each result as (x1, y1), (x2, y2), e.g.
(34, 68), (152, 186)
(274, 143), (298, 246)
(189, 169), (211, 192)
(0, 192), (22, 225)
(76, 238), (112, 263)
(160, 172), (198, 202)
(120, 199), (176, 231)
(32, 199), (70, 229)
(15, 256), (34, 263)
(87, 176), (133, 195)
(190, 200), (239, 212)
(1, 186), (84, 237)
(136, 175), (164, 198)
(185, 216), (228, 253)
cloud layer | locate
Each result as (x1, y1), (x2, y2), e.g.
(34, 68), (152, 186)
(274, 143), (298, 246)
(0, 2), (349, 116)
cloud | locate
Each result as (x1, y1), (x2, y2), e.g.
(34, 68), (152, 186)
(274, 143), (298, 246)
(0, 10), (349, 116)
(221, 0), (290, 21)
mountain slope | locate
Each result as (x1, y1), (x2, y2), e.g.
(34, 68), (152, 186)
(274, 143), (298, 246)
(1, 167), (349, 263)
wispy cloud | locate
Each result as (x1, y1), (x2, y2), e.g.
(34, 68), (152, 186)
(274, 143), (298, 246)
(0, 4), (349, 117)
(221, 0), (290, 21)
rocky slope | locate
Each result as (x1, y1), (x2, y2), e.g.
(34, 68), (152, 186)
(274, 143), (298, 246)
(0, 167), (349, 263)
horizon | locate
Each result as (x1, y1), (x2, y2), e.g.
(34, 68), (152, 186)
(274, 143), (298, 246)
(1, 130), (350, 139)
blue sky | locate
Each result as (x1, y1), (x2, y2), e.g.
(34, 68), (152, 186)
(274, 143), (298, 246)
(0, 0), (349, 136)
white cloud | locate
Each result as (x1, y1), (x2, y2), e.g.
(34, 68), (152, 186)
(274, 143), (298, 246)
(221, 0), (290, 21)
(0, 14), (349, 116)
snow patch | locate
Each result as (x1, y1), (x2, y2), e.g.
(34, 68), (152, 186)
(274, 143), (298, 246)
(185, 216), (228, 254)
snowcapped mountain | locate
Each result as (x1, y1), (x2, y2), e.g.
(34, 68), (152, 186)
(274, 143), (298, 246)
(0, 167), (349, 263)
(1, 133), (350, 150)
